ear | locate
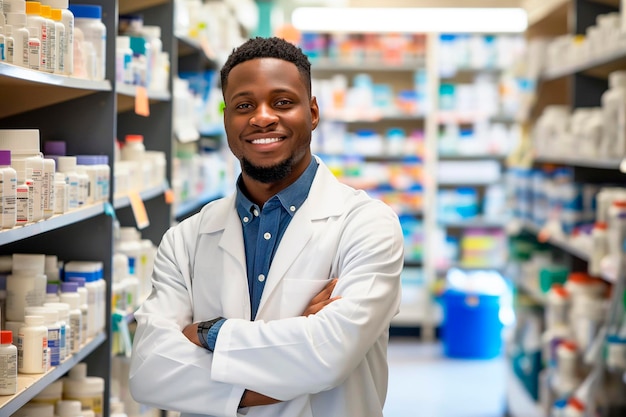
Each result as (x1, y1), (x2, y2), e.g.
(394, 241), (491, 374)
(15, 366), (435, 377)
(310, 96), (320, 131)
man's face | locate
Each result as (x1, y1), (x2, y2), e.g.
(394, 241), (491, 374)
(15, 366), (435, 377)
(223, 57), (319, 184)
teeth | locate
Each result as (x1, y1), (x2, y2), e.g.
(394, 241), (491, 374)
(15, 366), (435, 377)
(251, 138), (282, 144)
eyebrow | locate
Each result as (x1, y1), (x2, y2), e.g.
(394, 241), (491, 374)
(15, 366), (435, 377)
(229, 88), (299, 102)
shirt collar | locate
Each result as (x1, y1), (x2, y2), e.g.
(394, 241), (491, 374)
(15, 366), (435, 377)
(236, 158), (319, 223)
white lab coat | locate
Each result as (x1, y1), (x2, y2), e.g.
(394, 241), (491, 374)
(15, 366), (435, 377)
(129, 158), (404, 417)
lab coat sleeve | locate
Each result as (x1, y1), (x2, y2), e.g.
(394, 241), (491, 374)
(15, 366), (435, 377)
(129, 221), (245, 417)
(211, 200), (404, 401)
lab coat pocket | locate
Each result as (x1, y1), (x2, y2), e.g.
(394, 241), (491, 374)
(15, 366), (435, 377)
(280, 279), (330, 318)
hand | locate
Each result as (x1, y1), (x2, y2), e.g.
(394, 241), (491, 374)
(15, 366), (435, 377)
(301, 278), (341, 316)
(239, 389), (280, 408)
(182, 322), (202, 346)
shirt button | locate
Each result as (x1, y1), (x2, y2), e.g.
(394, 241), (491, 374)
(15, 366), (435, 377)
(290, 205), (296, 212)
(264, 232), (271, 240)
(253, 209), (259, 217)
(243, 217), (249, 223)
(258, 274), (265, 282)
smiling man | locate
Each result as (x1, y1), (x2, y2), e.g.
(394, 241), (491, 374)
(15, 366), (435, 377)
(129, 37), (404, 417)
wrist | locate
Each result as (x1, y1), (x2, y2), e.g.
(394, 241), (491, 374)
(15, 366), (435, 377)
(196, 317), (224, 351)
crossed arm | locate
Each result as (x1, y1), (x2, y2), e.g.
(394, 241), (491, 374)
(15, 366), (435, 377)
(181, 278), (340, 408)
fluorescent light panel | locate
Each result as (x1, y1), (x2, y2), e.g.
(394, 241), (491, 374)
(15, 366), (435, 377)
(291, 7), (528, 33)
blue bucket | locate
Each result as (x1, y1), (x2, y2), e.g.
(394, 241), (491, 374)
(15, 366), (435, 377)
(442, 289), (503, 359)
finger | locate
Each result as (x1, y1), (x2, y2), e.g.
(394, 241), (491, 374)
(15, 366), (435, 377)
(309, 278), (338, 305)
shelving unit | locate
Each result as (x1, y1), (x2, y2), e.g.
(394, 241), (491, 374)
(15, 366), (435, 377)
(302, 33), (432, 330)
(507, 0), (626, 415)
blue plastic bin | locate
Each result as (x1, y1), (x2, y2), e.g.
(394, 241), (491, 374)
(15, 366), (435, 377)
(442, 289), (503, 359)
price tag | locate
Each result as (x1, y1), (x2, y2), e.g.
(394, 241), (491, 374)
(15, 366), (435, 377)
(135, 86), (150, 117)
(164, 188), (175, 205)
(129, 191), (150, 229)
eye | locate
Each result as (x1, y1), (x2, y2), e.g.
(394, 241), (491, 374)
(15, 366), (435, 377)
(235, 103), (253, 111)
(275, 99), (293, 107)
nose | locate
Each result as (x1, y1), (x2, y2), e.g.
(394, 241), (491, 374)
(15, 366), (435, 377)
(250, 103), (278, 128)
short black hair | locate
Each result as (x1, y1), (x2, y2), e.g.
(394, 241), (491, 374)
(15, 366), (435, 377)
(220, 36), (312, 97)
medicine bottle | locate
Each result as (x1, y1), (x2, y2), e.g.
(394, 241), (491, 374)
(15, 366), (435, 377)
(4, 25), (14, 64)
(0, 150), (17, 229)
(27, 25), (41, 70)
(57, 156), (80, 210)
(0, 330), (17, 395)
(24, 1), (47, 71)
(56, 400), (83, 417)
(5, 12), (29, 67)
(43, 302), (69, 360)
(60, 281), (82, 353)
(42, 157), (55, 219)
(50, 7), (64, 74)
(25, 306), (60, 367)
(6, 253), (47, 322)
(45, 282), (60, 303)
(41, 0), (73, 75)
(17, 315), (48, 374)
(67, 276), (88, 343)
(601, 70), (626, 159)
(68, 4), (105, 81)
(31, 378), (63, 405)
(11, 403), (55, 417)
(63, 363), (105, 417)
(39, 5), (55, 73)
(54, 171), (68, 214)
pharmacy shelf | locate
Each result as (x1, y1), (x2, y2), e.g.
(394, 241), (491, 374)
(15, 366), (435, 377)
(521, 221), (590, 261)
(533, 155), (623, 170)
(505, 359), (544, 417)
(542, 44), (626, 81)
(116, 84), (171, 114)
(438, 178), (502, 186)
(0, 63), (111, 119)
(312, 60), (425, 72)
(119, 0), (169, 15)
(439, 153), (509, 160)
(322, 112), (425, 123)
(439, 217), (509, 228)
(0, 203), (106, 246)
(113, 183), (169, 210)
(0, 332), (107, 416)
(174, 191), (223, 221)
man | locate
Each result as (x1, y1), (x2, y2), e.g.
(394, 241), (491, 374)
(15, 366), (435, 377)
(129, 36), (404, 417)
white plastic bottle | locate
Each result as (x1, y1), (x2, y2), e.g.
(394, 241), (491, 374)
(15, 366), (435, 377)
(60, 281), (82, 353)
(75, 164), (89, 206)
(116, 35), (133, 85)
(15, 167), (31, 225)
(62, 363), (105, 417)
(40, 4), (55, 73)
(54, 171), (68, 214)
(27, 25), (41, 70)
(0, 330), (17, 395)
(43, 301), (69, 361)
(67, 276), (88, 344)
(17, 315), (48, 374)
(0, 24), (6, 62)
(57, 156), (79, 210)
(68, 4), (105, 81)
(49, 7), (64, 73)
(42, 157), (55, 219)
(12, 403), (55, 417)
(5, 12), (29, 67)
(56, 400), (83, 417)
(0, 150), (17, 229)
(25, 305), (60, 367)
(6, 253), (47, 323)
(601, 70), (626, 158)
(41, 0), (73, 75)
(4, 25), (14, 63)
(24, 1), (47, 71)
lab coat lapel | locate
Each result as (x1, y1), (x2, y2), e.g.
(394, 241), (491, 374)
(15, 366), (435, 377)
(255, 160), (344, 318)
(211, 197), (251, 319)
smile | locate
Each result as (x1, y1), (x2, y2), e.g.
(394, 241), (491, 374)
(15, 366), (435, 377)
(251, 137), (283, 144)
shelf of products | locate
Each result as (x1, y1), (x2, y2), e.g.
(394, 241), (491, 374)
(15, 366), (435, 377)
(508, 1), (626, 415)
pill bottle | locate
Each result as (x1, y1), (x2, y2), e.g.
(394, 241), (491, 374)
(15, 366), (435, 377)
(0, 150), (17, 229)
(25, 306), (60, 367)
(0, 330), (17, 395)
(11, 403), (55, 417)
(63, 362), (104, 417)
(17, 315), (48, 374)
(68, 4), (105, 81)
(43, 302), (69, 361)
(31, 378), (63, 405)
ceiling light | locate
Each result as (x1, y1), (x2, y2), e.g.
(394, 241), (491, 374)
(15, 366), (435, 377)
(291, 7), (528, 33)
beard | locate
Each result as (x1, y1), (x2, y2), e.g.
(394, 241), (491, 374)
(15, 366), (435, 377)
(242, 155), (294, 184)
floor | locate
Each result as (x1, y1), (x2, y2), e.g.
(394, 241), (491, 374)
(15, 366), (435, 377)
(384, 337), (508, 417)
